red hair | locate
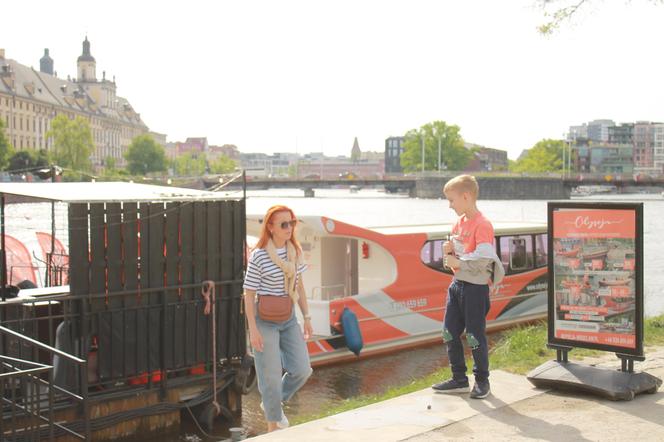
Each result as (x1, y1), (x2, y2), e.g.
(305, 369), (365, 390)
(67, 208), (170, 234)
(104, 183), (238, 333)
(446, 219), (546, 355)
(255, 205), (302, 256)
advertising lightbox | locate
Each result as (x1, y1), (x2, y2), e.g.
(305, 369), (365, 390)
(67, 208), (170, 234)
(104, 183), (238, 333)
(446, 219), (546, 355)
(548, 202), (643, 356)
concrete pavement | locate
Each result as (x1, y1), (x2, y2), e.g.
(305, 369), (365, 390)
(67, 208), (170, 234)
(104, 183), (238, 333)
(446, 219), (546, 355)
(247, 346), (664, 441)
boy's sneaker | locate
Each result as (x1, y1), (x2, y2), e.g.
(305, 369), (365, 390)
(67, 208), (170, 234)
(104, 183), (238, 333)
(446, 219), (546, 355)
(470, 380), (490, 399)
(431, 378), (470, 394)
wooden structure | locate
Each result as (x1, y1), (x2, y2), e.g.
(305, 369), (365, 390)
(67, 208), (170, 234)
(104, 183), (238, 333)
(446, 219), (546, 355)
(0, 182), (251, 441)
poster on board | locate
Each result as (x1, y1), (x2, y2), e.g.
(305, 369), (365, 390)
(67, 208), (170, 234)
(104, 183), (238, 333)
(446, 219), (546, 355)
(548, 202), (643, 356)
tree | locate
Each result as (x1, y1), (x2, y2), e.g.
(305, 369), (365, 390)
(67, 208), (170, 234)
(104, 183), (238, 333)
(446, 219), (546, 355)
(125, 134), (167, 175)
(46, 114), (94, 172)
(0, 119), (14, 170)
(511, 139), (564, 173)
(7, 151), (36, 172)
(537, 0), (663, 34)
(173, 152), (206, 177)
(208, 154), (237, 174)
(400, 121), (471, 172)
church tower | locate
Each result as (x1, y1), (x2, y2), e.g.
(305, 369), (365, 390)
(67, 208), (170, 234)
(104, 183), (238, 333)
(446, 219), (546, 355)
(77, 37), (96, 82)
(40, 48), (54, 75)
(351, 137), (361, 163)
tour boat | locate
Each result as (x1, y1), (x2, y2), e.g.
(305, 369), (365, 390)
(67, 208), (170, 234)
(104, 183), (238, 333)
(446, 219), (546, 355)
(247, 215), (549, 366)
(598, 277), (632, 287)
(556, 246), (580, 258)
(581, 248), (610, 260)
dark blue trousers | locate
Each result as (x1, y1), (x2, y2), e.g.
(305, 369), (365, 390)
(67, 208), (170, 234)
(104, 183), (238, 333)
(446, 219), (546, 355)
(443, 280), (491, 383)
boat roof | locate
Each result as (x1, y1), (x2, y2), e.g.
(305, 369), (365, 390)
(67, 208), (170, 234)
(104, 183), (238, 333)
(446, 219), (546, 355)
(247, 214), (546, 238)
(370, 221), (546, 237)
(0, 182), (236, 203)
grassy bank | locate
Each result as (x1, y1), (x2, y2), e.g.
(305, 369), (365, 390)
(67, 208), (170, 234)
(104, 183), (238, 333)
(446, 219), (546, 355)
(292, 314), (664, 425)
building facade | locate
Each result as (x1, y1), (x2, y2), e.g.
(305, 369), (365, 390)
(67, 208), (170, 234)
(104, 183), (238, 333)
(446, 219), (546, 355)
(384, 136), (404, 174)
(586, 119), (615, 143)
(633, 121), (660, 175)
(0, 39), (148, 169)
(465, 145), (508, 172)
(608, 123), (634, 145)
(653, 123), (664, 173)
(589, 144), (633, 175)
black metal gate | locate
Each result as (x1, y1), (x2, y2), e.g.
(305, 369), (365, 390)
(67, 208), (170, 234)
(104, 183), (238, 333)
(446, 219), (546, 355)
(67, 199), (246, 386)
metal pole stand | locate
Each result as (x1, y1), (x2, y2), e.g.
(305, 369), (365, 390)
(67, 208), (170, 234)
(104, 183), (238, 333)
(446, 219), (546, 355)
(549, 344), (572, 363)
(528, 348), (662, 401)
(616, 353), (644, 373)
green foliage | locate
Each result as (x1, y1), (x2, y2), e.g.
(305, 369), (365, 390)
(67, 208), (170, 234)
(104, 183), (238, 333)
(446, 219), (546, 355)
(645, 313), (664, 346)
(6, 149), (50, 172)
(400, 121), (470, 172)
(173, 152), (206, 177)
(0, 118), (15, 170)
(511, 139), (564, 173)
(208, 154), (237, 174)
(125, 134), (167, 175)
(46, 114), (94, 172)
(537, 0), (663, 35)
(105, 156), (117, 171)
(99, 156), (130, 180)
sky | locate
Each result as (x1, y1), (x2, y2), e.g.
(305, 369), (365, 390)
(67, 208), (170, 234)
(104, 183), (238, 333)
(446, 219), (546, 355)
(2, 0), (664, 160)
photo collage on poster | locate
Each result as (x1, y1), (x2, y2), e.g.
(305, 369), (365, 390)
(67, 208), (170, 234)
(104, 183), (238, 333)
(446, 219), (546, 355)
(552, 209), (636, 349)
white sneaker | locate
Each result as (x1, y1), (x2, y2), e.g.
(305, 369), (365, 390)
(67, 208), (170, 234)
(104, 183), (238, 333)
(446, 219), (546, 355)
(260, 401), (289, 429)
(276, 412), (289, 429)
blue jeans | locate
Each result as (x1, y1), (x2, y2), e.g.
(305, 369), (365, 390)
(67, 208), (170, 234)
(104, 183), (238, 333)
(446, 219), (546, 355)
(443, 280), (491, 383)
(253, 312), (312, 422)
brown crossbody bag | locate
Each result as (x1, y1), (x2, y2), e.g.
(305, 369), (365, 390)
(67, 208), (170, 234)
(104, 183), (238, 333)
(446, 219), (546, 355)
(257, 295), (293, 322)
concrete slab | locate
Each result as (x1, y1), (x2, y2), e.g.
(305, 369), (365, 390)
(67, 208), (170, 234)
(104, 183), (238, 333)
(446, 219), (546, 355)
(247, 370), (546, 441)
(409, 348), (664, 441)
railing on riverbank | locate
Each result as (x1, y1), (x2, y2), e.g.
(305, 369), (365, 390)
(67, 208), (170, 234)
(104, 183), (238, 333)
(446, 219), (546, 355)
(1, 324), (89, 441)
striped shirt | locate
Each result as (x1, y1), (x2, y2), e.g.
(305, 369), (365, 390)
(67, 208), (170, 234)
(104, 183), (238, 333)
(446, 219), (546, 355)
(243, 247), (307, 297)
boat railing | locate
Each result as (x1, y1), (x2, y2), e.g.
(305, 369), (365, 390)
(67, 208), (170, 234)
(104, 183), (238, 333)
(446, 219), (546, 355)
(0, 325), (89, 441)
(311, 284), (349, 301)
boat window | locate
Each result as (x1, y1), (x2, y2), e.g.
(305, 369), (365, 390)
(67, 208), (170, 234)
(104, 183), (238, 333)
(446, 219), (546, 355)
(499, 235), (534, 274)
(535, 234), (548, 268)
(420, 239), (452, 274)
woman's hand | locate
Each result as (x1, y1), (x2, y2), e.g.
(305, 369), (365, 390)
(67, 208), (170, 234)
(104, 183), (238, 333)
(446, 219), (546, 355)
(250, 327), (264, 352)
(442, 240), (454, 255)
(303, 319), (313, 340)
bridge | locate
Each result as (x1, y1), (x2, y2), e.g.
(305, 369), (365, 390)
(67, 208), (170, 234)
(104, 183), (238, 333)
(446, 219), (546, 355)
(214, 174), (664, 199)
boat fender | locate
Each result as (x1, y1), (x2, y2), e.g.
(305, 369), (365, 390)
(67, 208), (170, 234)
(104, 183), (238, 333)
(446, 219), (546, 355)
(341, 307), (363, 356)
(233, 354), (257, 395)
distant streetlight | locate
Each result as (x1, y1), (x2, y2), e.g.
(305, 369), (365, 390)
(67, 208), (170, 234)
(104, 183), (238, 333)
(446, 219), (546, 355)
(436, 131), (442, 172)
(421, 133), (425, 173)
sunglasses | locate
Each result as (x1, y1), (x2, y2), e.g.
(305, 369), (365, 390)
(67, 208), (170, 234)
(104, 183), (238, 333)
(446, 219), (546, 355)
(275, 220), (297, 229)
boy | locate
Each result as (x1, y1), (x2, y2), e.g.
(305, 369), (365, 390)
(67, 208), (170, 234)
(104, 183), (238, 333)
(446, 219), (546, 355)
(431, 175), (504, 399)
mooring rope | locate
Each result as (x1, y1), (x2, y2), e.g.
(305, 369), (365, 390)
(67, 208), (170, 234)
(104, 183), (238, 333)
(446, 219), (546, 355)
(201, 280), (221, 416)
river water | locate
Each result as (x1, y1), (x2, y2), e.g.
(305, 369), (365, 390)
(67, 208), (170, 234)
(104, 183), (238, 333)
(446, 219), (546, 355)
(4, 189), (663, 440)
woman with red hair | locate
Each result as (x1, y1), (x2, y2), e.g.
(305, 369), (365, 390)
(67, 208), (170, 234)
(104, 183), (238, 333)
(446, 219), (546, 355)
(243, 205), (313, 432)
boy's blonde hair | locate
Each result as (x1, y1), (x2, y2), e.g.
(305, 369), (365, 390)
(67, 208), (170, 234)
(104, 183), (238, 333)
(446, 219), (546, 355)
(443, 174), (479, 199)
